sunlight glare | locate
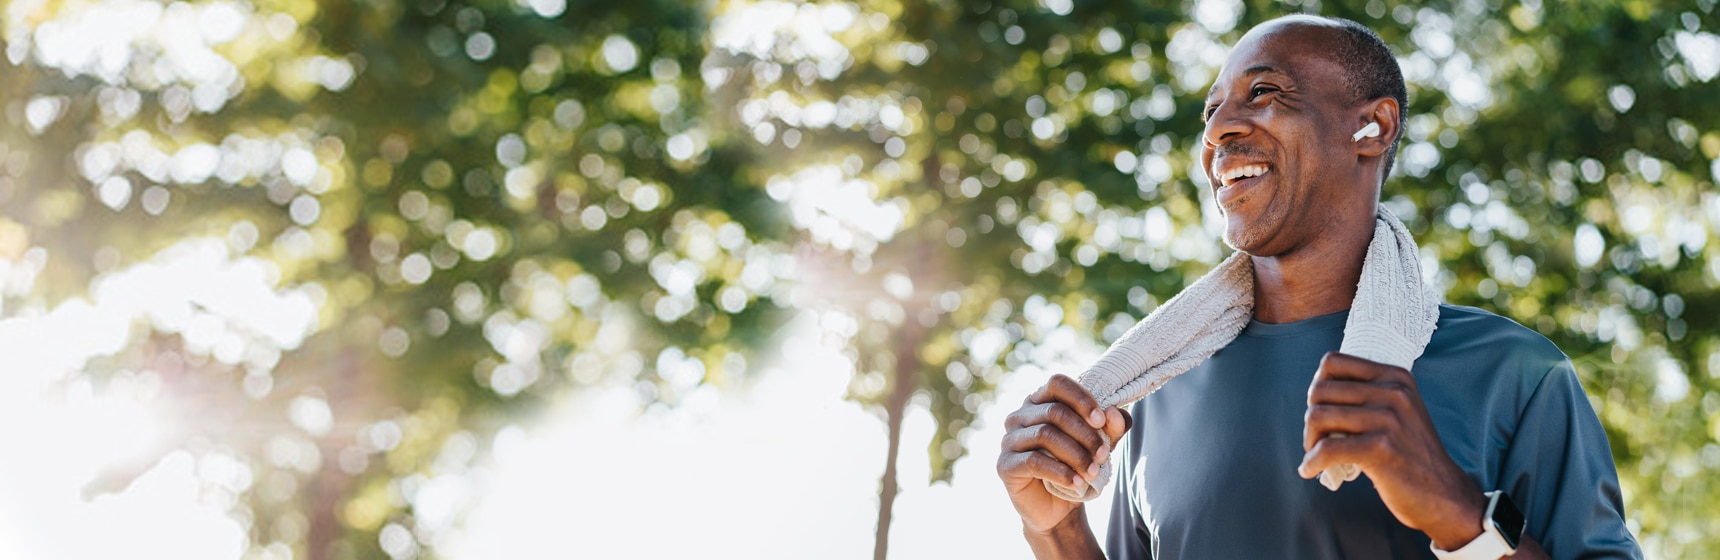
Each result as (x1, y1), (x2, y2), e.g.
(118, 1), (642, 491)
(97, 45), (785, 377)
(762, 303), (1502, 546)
(444, 310), (1111, 559)
(0, 238), (320, 559)
(711, 1), (855, 71)
(767, 165), (906, 249)
(445, 317), (883, 558)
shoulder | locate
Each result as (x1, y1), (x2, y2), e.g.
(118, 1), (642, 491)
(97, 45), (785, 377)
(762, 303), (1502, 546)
(1421, 304), (1570, 394)
(1433, 304), (1559, 347)
(1430, 303), (1567, 361)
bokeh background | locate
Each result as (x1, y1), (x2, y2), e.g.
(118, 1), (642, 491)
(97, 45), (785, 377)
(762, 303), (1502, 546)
(1, 0), (1717, 558)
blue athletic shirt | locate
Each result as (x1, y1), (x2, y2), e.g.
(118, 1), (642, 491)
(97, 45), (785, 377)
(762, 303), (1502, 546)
(1105, 304), (1641, 559)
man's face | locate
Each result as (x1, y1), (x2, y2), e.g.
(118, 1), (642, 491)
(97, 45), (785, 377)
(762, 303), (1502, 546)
(1200, 20), (1360, 256)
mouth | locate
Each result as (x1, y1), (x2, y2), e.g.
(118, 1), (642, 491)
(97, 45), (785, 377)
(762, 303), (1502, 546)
(1215, 163), (1270, 188)
(1212, 161), (1272, 199)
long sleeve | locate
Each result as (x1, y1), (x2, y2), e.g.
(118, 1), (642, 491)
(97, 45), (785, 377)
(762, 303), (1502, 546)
(1497, 361), (1641, 559)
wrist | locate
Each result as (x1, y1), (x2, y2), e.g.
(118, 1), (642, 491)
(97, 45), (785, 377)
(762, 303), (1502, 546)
(1023, 507), (1103, 560)
(1023, 505), (1087, 539)
(1424, 491), (1488, 551)
(1431, 490), (1527, 560)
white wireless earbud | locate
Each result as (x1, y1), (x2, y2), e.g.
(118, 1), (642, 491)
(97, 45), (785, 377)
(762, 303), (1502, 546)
(1351, 122), (1381, 142)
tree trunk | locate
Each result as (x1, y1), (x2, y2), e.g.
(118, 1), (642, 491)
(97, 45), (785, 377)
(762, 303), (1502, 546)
(304, 344), (365, 560)
(307, 439), (346, 560)
(874, 247), (932, 560)
(873, 319), (923, 560)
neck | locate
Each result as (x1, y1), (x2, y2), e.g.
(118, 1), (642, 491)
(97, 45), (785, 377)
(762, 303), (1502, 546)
(1249, 206), (1376, 324)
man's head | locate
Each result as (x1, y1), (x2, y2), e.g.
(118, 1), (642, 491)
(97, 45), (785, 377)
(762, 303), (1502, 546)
(1199, 15), (1406, 256)
(1325, 18), (1408, 174)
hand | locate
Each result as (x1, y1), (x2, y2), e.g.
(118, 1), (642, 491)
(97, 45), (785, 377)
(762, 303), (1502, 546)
(997, 374), (1131, 535)
(1299, 351), (1488, 550)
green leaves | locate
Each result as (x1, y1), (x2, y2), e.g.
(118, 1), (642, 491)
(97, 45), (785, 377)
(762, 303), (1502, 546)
(4, 0), (1717, 557)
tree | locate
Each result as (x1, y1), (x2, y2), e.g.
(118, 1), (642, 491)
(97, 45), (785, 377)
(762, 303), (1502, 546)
(3, 1), (787, 558)
(706, 0), (1719, 557)
(3, 0), (1716, 558)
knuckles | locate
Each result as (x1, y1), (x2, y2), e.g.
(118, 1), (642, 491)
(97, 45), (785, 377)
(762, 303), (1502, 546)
(1047, 373), (1078, 388)
(1383, 383), (1417, 408)
(1003, 407), (1030, 430)
(1002, 398), (1105, 452)
(1047, 403), (1080, 428)
(1363, 434), (1392, 458)
(1029, 424), (1060, 443)
(1304, 404), (1339, 426)
(1318, 351), (1415, 381)
(996, 447), (1031, 475)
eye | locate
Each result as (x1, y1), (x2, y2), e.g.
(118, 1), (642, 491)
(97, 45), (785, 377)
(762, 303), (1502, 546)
(1250, 85), (1278, 99)
(1203, 104), (1219, 121)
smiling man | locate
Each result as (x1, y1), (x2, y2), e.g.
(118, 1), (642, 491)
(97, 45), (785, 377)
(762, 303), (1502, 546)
(995, 15), (1641, 560)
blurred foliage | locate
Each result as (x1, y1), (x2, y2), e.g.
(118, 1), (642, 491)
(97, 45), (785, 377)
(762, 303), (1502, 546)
(2, 0), (1718, 558)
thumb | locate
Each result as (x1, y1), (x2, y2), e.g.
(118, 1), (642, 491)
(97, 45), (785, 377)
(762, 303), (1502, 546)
(1103, 407), (1132, 443)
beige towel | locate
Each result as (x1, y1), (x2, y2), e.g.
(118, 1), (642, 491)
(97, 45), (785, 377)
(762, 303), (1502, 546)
(1043, 206), (1441, 502)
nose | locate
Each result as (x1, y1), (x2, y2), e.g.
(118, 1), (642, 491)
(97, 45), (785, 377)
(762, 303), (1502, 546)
(1202, 101), (1252, 149)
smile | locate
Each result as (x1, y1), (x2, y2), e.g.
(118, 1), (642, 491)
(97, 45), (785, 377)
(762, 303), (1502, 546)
(1216, 163), (1270, 187)
(1211, 160), (1272, 210)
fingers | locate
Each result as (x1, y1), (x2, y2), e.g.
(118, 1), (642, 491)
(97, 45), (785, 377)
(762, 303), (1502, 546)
(1002, 422), (1101, 480)
(1025, 374), (1105, 430)
(1305, 353), (1424, 457)
(1004, 402), (1107, 453)
(997, 449), (1086, 490)
(1302, 404), (1396, 451)
(1314, 351), (1412, 384)
(1306, 378), (1375, 406)
(1309, 376), (1419, 413)
(1297, 432), (1385, 479)
(999, 375), (1119, 488)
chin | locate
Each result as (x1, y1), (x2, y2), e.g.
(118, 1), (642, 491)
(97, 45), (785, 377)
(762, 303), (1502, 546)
(1221, 214), (1285, 257)
(1221, 225), (1261, 255)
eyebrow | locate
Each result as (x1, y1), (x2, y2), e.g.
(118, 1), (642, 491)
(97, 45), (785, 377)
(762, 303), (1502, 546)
(1241, 64), (1284, 77)
(1205, 64), (1290, 103)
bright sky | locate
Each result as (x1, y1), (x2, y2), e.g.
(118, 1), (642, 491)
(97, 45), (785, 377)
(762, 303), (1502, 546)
(0, 239), (1109, 559)
(1, 1), (1122, 554)
(0, 239), (314, 559)
(441, 320), (1112, 559)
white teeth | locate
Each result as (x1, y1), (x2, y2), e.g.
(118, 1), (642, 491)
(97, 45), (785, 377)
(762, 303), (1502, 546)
(1216, 164), (1269, 186)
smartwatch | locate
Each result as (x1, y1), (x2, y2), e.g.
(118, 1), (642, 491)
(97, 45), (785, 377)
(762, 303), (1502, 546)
(1430, 490), (1526, 560)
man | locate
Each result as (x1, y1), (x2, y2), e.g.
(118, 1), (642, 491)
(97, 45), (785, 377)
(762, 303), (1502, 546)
(995, 15), (1640, 559)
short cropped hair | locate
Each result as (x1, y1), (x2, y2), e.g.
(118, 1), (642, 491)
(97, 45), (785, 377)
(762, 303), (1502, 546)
(1324, 17), (1407, 181)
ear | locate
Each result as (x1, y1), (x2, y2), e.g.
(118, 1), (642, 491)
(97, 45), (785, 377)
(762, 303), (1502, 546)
(1353, 97), (1400, 158)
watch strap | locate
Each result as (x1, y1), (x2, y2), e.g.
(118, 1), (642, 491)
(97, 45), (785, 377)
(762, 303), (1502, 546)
(1429, 491), (1515, 560)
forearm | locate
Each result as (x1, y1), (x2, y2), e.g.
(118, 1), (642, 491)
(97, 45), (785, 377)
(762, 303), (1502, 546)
(1419, 492), (1548, 560)
(1508, 534), (1549, 560)
(1024, 505), (1106, 560)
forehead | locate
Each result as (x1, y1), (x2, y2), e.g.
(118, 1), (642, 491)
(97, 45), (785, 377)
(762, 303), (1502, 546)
(1208, 21), (1347, 97)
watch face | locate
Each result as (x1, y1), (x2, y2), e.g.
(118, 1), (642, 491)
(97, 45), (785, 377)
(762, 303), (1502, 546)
(1491, 492), (1526, 549)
